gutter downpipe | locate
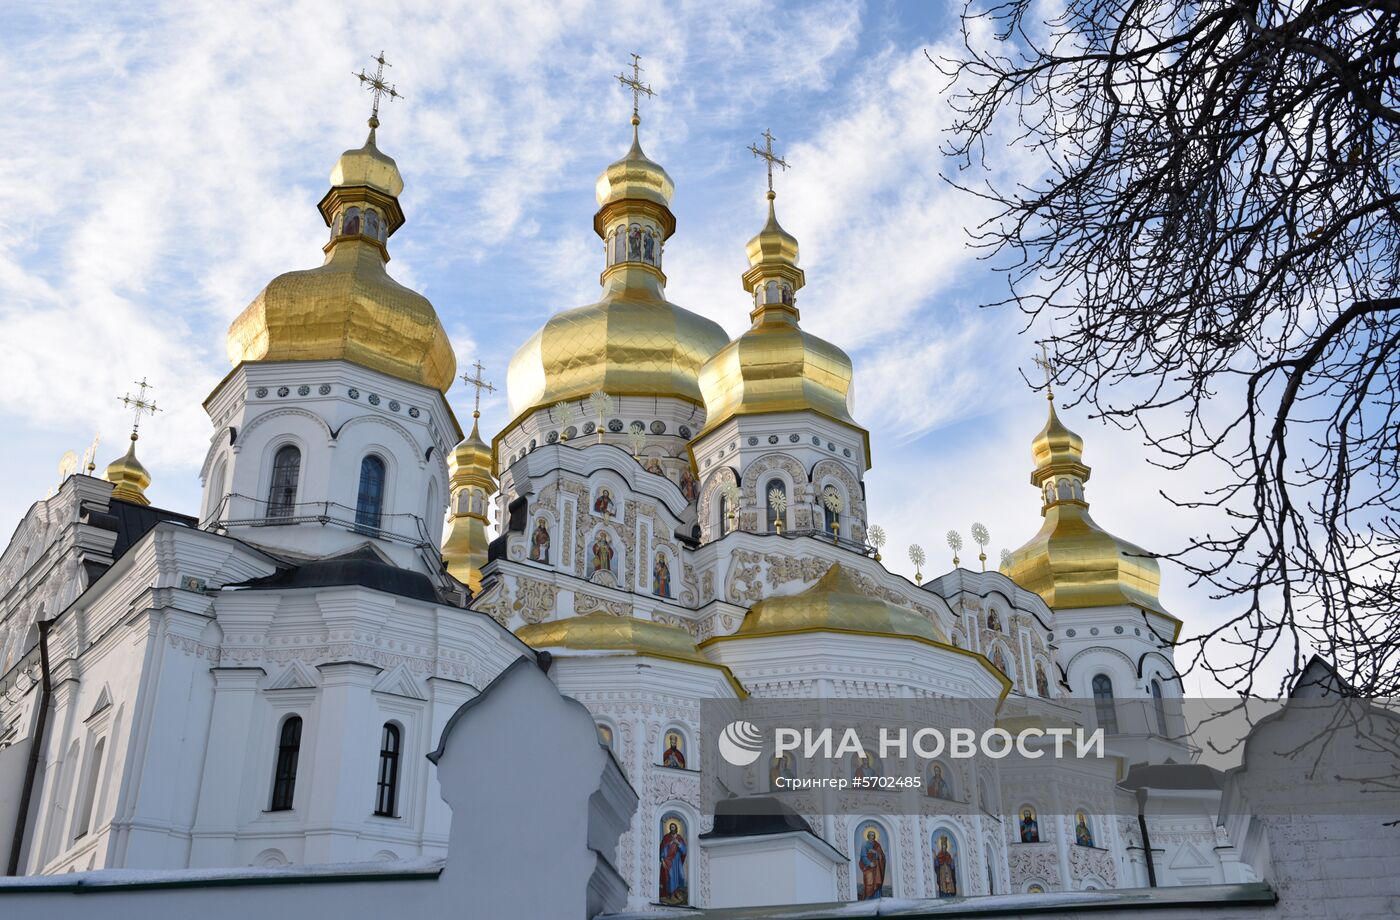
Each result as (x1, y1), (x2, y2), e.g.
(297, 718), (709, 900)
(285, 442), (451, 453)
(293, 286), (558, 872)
(7, 618), (54, 876)
(1136, 785), (1157, 887)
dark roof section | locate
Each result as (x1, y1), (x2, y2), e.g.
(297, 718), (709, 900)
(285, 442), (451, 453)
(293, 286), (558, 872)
(229, 545), (440, 603)
(1118, 762), (1224, 792)
(105, 499), (199, 560)
(700, 795), (819, 841)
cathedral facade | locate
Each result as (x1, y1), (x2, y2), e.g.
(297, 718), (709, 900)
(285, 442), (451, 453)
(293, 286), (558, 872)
(0, 95), (1254, 912)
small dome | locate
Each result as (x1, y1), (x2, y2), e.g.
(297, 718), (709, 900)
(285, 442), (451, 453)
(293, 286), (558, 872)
(1002, 400), (1170, 617)
(104, 435), (151, 506)
(1002, 505), (1165, 614)
(442, 415), (497, 593)
(595, 125), (674, 210)
(698, 196), (859, 442)
(730, 564), (947, 644)
(329, 121), (404, 197)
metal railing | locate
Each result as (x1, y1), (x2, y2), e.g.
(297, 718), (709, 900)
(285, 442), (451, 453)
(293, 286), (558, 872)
(203, 493), (434, 549)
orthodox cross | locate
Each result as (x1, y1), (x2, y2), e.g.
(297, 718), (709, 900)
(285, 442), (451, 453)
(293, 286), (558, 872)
(748, 129), (789, 195)
(354, 51), (403, 121)
(615, 52), (655, 121)
(462, 360), (496, 417)
(1033, 341), (1057, 398)
(118, 378), (161, 436)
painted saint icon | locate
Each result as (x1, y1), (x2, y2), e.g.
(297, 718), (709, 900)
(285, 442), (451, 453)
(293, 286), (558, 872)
(590, 531), (615, 576)
(769, 752), (795, 789)
(596, 723), (613, 750)
(653, 553), (671, 597)
(991, 646), (1008, 676)
(593, 488), (614, 516)
(933, 833), (958, 898)
(628, 227), (643, 261)
(850, 751), (881, 781)
(342, 207), (361, 236)
(679, 468), (698, 504)
(855, 822), (888, 900)
(645, 456), (663, 475)
(642, 231), (655, 263)
(1075, 811), (1094, 847)
(661, 731), (686, 769)
(987, 609), (1001, 631)
(658, 814), (688, 905)
(528, 517), (550, 563)
(1036, 662), (1050, 698)
(1019, 807), (1040, 843)
(927, 762), (952, 800)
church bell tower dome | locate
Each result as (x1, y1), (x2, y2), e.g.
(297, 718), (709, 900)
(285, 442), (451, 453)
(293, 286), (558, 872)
(503, 109), (727, 428)
(224, 117), (456, 393)
(696, 190), (861, 448)
(1002, 397), (1167, 614)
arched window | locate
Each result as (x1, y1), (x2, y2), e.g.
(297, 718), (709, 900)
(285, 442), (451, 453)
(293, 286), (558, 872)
(356, 455), (387, 534)
(1057, 478), (1072, 500)
(375, 723), (401, 817)
(72, 737), (105, 839)
(611, 227), (625, 264)
(764, 479), (787, 532)
(1092, 674), (1119, 734)
(365, 209), (381, 240)
(718, 493), (732, 535)
(1151, 679), (1169, 735)
(206, 458), (227, 522)
(342, 207), (361, 236)
(270, 716), (302, 811)
(266, 445), (301, 520)
(658, 812), (689, 905)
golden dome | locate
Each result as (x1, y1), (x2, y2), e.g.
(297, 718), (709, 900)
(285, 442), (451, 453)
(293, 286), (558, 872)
(696, 195), (864, 456)
(724, 564), (947, 644)
(594, 122), (675, 214)
(517, 612), (709, 663)
(104, 434), (151, 506)
(503, 122), (727, 428)
(442, 414), (497, 594)
(225, 121), (456, 393)
(329, 119), (404, 197)
(1002, 400), (1171, 617)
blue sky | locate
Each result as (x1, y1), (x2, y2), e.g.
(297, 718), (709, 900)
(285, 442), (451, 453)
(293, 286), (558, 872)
(1, 1), (1247, 693)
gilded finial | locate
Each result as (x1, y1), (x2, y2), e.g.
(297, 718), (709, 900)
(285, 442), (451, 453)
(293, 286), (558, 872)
(615, 52), (655, 126)
(867, 524), (886, 562)
(971, 522), (990, 571)
(908, 543), (926, 584)
(748, 129), (789, 197)
(354, 51), (403, 130)
(461, 359), (496, 420)
(82, 433), (100, 474)
(946, 529), (963, 567)
(588, 390), (614, 442)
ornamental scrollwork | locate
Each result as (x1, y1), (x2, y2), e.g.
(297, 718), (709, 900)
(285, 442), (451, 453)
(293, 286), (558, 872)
(512, 578), (559, 624)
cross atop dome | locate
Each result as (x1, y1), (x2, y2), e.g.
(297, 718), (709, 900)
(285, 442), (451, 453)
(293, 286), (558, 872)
(354, 51), (403, 127)
(462, 359), (496, 419)
(119, 377), (161, 437)
(615, 52), (655, 125)
(748, 129), (789, 197)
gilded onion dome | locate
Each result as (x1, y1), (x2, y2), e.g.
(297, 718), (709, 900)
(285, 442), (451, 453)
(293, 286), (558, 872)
(696, 192), (867, 461)
(1001, 398), (1170, 616)
(225, 118), (456, 392)
(503, 119), (727, 428)
(719, 564), (947, 644)
(441, 413), (496, 594)
(104, 433), (152, 506)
